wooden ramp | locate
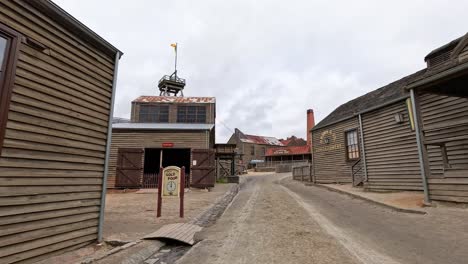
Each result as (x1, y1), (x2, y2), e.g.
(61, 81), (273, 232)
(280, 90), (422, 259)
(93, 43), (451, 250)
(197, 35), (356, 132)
(144, 223), (203, 245)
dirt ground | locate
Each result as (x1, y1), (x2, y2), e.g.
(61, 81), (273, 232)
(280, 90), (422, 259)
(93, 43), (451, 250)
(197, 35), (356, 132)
(178, 174), (358, 264)
(103, 183), (234, 242)
(36, 183), (235, 264)
(178, 174), (468, 264)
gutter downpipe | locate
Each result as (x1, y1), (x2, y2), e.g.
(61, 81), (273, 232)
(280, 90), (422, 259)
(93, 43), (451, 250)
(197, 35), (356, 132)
(98, 51), (121, 242)
(410, 88), (431, 204)
(358, 114), (368, 181)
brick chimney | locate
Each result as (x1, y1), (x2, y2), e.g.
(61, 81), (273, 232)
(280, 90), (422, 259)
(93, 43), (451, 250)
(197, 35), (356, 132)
(307, 109), (315, 146)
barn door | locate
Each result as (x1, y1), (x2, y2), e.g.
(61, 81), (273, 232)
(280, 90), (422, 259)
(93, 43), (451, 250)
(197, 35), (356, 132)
(191, 149), (216, 188)
(116, 148), (144, 188)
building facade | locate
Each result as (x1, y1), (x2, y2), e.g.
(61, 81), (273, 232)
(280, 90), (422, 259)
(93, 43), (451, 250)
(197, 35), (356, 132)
(311, 33), (468, 204)
(108, 96), (216, 189)
(0, 1), (121, 262)
(227, 128), (284, 167)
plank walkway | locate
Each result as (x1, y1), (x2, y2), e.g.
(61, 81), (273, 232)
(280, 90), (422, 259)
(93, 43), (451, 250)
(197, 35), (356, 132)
(144, 223), (203, 245)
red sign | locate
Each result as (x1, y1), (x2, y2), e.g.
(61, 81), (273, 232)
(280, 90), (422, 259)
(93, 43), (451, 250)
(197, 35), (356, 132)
(162, 142), (174, 148)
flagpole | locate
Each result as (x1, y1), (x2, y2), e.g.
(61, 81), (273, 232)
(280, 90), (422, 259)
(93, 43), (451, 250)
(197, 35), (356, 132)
(174, 42), (178, 78)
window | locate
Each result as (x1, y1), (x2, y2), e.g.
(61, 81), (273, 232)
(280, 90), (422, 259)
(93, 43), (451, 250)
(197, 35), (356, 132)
(0, 24), (20, 154)
(250, 145), (255, 155)
(139, 105), (169, 122)
(345, 129), (360, 160)
(177, 105), (206, 123)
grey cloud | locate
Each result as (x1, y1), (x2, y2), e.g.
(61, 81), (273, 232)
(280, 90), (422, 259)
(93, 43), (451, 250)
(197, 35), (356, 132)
(55, 0), (468, 142)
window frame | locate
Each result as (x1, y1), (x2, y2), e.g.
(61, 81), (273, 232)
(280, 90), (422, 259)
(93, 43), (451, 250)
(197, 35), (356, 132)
(344, 128), (360, 161)
(0, 24), (20, 154)
(177, 105), (207, 123)
(138, 104), (169, 123)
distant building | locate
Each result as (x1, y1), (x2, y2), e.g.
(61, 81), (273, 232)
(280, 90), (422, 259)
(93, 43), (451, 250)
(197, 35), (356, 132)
(265, 110), (315, 164)
(227, 128), (283, 167)
(112, 117), (130, 124)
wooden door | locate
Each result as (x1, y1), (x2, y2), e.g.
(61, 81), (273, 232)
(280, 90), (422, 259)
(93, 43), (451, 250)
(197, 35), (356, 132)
(191, 149), (216, 188)
(116, 148), (144, 188)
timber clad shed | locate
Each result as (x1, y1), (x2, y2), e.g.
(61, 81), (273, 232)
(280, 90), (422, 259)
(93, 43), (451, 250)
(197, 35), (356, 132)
(108, 96), (217, 189)
(0, 0), (122, 263)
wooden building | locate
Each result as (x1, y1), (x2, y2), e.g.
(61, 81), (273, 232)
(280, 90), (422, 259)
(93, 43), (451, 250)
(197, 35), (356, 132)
(227, 128), (284, 168)
(311, 33), (468, 204)
(108, 96), (216, 189)
(406, 33), (468, 203)
(0, 1), (121, 263)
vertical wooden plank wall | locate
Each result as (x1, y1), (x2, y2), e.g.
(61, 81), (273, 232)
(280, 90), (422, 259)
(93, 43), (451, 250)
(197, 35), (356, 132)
(419, 93), (468, 202)
(0, 1), (115, 263)
(362, 101), (422, 191)
(312, 118), (361, 184)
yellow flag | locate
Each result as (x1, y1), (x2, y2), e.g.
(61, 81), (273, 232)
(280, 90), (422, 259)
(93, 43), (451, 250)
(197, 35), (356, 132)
(170, 43), (177, 52)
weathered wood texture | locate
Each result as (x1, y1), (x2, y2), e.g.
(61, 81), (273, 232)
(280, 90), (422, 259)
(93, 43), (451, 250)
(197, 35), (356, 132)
(362, 101), (422, 191)
(419, 93), (468, 202)
(131, 101), (216, 124)
(108, 131), (210, 188)
(312, 118), (362, 184)
(0, 1), (115, 262)
(459, 44), (468, 62)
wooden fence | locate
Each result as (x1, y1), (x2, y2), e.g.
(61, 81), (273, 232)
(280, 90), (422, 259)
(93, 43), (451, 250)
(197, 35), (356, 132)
(292, 165), (313, 182)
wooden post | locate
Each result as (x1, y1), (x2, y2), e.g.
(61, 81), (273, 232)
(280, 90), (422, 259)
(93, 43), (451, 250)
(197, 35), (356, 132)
(180, 166), (185, 218)
(157, 166), (163, 218)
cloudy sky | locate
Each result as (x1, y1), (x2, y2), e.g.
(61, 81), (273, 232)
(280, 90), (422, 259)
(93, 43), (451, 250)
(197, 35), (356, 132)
(55, 0), (467, 143)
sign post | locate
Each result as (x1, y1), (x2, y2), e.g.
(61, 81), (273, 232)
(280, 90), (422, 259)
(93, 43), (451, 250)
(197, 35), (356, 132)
(157, 166), (185, 218)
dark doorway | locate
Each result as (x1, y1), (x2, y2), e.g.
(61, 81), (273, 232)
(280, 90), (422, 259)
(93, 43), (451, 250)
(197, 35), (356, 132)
(143, 148), (191, 188)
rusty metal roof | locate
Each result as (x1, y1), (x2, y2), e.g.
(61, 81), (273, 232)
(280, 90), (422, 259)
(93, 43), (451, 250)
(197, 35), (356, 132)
(112, 123), (214, 130)
(133, 96), (216, 104)
(240, 134), (284, 146)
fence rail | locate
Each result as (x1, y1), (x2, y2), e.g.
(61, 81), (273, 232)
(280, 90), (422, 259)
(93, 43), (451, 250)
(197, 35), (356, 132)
(292, 165), (313, 182)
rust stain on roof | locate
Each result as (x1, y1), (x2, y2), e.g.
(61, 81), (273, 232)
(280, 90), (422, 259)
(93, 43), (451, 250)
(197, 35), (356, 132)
(133, 96), (216, 104)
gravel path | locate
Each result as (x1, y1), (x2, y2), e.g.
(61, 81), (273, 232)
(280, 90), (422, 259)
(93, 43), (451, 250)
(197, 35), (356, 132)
(177, 173), (468, 264)
(177, 174), (357, 264)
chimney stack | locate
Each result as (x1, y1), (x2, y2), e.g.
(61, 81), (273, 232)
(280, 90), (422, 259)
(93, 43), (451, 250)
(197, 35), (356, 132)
(307, 109), (315, 146)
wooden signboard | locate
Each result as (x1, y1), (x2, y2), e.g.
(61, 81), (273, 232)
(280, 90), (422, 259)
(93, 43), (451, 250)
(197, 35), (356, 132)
(157, 166), (185, 218)
(162, 166), (181, 197)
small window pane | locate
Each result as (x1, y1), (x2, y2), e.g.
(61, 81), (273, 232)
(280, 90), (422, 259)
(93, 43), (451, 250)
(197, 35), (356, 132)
(0, 36), (7, 72)
(345, 130), (359, 160)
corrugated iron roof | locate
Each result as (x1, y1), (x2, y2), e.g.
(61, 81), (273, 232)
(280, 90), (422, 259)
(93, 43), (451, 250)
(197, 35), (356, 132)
(133, 96), (216, 104)
(265, 145), (311, 156)
(112, 123), (214, 130)
(240, 134), (284, 146)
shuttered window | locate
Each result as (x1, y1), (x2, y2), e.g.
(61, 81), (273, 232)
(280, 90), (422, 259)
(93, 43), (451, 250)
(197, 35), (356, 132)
(139, 105), (169, 122)
(345, 129), (360, 160)
(177, 105), (206, 123)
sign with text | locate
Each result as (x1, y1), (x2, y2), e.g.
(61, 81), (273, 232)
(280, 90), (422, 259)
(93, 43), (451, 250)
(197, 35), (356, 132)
(162, 166), (181, 197)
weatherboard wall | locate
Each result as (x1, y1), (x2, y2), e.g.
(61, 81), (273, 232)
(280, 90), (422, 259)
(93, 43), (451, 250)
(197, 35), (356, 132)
(108, 130), (211, 188)
(419, 93), (468, 202)
(311, 117), (362, 184)
(361, 101), (422, 191)
(0, 1), (117, 263)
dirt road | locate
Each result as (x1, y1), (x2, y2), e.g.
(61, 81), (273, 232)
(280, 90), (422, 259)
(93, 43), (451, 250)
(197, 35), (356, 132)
(177, 173), (468, 264)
